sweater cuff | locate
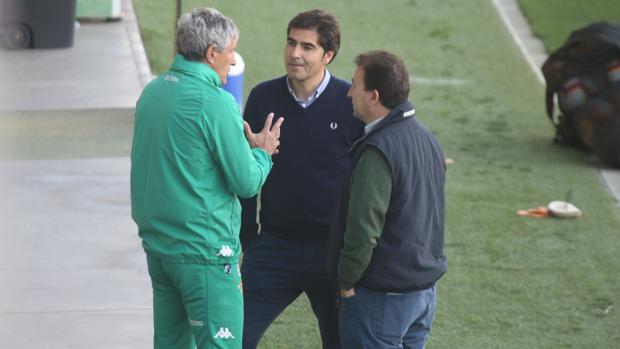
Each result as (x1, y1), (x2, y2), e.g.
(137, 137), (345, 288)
(337, 280), (354, 290)
(336, 256), (359, 290)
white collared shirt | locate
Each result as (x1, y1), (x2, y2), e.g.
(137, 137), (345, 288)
(364, 116), (385, 135)
(287, 69), (331, 108)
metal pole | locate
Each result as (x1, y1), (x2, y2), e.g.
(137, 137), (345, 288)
(174, 0), (182, 56)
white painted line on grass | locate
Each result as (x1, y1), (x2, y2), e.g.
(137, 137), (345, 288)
(601, 170), (620, 206)
(491, 0), (545, 84)
(410, 76), (469, 86)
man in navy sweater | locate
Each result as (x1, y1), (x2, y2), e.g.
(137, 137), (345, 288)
(240, 9), (364, 349)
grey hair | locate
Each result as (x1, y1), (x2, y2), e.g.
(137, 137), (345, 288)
(176, 7), (239, 61)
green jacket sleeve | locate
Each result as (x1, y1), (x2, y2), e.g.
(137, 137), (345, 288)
(337, 146), (392, 290)
(204, 93), (272, 198)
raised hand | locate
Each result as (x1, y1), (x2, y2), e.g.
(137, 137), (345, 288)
(244, 112), (284, 155)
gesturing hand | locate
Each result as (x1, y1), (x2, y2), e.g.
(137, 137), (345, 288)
(243, 112), (284, 156)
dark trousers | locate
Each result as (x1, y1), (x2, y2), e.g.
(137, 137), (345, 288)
(241, 233), (340, 349)
(339, 286), (436, 349)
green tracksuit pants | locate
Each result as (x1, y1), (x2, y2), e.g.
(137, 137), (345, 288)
(146, 255), (243, 349)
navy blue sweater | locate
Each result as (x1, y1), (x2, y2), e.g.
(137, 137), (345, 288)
(240, 75), (364, 246)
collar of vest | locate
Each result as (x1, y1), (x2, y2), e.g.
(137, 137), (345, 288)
(350, 101), (416, 152)
(370, 101), (416, 134)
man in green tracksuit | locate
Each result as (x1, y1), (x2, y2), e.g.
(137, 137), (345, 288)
(130, 8), (283, 349)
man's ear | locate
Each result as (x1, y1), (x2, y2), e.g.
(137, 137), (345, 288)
(369, 90), (380, 105)
(205, 45), (217, 64)
(322, 50), (335, 65)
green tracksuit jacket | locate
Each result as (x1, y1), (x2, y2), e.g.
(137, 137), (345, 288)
(131, 54), (272, 265)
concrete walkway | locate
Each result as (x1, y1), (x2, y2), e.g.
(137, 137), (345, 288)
(0, 0), (152, 348)
(492, 0), (620, 205)
(0, 0), (150, 111)
(0, 158), (150, 348)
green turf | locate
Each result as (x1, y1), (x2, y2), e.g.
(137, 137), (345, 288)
(0, 108), (134, 160)
(518, 0), (620, 52)
(133, 0), (620, 347)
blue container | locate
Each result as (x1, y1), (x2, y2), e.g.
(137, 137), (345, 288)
(222, 51), (245, 110)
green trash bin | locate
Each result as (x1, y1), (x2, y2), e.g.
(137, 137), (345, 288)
(0, 0), (76, 49)
(76, 0), (122, 21)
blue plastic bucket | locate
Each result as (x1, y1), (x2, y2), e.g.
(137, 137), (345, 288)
(222, 51), (245, 110)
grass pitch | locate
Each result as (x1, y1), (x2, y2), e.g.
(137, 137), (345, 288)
(133, 1), (620, 347)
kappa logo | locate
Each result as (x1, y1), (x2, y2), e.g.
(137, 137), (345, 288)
(330, 122), (338, 130)
(216, 245), (234, 257)
(224, 263), (232, 275)
(163, 75), (179, 82)
(213, 327), (235, 339)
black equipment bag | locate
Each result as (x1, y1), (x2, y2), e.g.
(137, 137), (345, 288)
(541, 21), (620, 167)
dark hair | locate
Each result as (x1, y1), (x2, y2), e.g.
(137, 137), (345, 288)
(287, 9), (340, 63)
(354, 50), (410, 108)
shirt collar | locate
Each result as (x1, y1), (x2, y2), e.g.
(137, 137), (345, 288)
(170, 54), (222, 86)
(364, 116), (386, 135)
(287, 69), (331, 108)
(364, 102), (416, 135)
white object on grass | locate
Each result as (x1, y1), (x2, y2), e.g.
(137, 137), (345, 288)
(547, 201), (582, 218)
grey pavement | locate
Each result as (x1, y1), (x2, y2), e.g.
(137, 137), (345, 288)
(493, 0), (620, 205)
(0, 0), (150, 111)
(0, 158), (150, 348)
(0, 0), (152, 348)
